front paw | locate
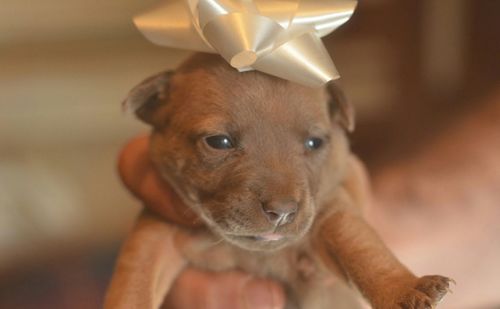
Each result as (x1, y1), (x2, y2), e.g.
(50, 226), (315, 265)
(397, 275), (454, 309)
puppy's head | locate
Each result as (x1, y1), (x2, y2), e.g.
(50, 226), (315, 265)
(125, 53), (354, 251)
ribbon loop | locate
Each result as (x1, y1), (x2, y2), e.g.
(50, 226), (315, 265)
(203, 13), (282, 69)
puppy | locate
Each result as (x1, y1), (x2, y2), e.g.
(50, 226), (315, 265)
(105, 53), (452, 308)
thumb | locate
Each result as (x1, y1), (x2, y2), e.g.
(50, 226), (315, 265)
(164, 268), (285, 309)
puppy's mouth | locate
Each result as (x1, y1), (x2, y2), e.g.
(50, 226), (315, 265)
(226, 232), (288, 244)
(222, 230), (300, 251)
(237, 232), (285, 242)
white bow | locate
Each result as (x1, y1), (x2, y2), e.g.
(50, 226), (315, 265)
(134, 0), (357, 87)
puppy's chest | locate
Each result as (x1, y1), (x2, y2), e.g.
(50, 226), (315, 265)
(178, 231), (331, 285)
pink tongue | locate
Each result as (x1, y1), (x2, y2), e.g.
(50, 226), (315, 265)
(259, 233), (283, 241)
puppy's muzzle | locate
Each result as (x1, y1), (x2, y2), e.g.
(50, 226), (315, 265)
(262, 198), (298, 226)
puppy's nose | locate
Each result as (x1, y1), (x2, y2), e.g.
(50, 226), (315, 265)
(262, 199), (298, 226)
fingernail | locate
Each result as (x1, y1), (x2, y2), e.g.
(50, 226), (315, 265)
(242, 278), (281, 309)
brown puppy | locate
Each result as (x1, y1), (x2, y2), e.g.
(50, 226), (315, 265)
(105, 53), (452, 308)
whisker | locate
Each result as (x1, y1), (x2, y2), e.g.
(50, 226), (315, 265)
(205, 236), (225, 248)
(181, 207), (192, 216)
(213, 237), (225, 245)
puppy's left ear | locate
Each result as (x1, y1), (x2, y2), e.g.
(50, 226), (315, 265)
(326, 80), (355, 132)
(123, 71), (174, 127)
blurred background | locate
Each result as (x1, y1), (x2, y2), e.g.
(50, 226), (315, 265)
(0, 0), (498, 308)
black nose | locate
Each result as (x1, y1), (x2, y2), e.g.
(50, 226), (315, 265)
(262, 199), (298, 226)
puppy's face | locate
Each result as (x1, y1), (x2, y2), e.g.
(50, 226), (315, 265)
(127, 54), (352, 251)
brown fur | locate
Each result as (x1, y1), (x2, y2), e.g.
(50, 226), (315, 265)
(106, 53), (451, 308)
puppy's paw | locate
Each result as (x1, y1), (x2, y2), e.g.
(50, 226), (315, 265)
(398, 275), (454, 308)
(414, 275), (454, 303)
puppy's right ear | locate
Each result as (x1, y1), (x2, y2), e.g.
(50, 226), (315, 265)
(123, 71), (173, 127)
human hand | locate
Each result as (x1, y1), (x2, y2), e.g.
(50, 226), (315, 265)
(117, 136), (285, 309)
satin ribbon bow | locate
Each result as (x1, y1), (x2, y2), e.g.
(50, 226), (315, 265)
(134, 0), (357, 87)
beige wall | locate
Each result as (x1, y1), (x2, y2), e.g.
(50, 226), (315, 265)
(0, 1), (190, 268)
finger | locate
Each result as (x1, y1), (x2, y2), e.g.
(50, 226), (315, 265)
(164, 269), (285, 309)
(117, 135), (199, 226)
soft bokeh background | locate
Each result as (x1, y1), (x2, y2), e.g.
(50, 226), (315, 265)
(0, 0), (498, 308)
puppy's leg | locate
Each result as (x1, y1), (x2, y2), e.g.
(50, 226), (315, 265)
(318, 204), (452, 308)
(105, 210), (187, 309)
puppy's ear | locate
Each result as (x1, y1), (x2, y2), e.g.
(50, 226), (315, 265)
(326, 80), (355, 132)
(123, 71), (174, 127)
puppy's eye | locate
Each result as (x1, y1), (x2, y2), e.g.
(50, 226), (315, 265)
(305, 137), (324, 150)
(205, 135), (235, 150)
